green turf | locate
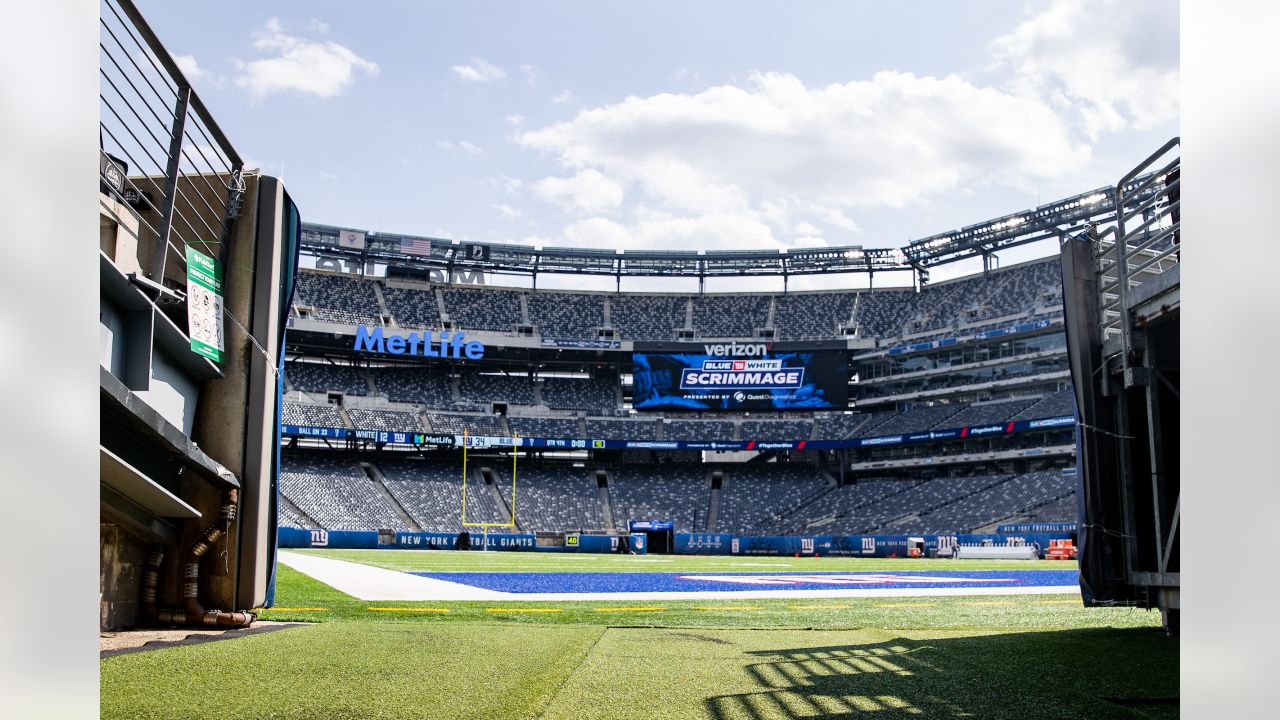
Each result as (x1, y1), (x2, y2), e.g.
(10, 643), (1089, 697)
(259, 563), (1156, 631)
(295, 547), (1073, 573)
(102, 553), (1177, 719)
(101, 621), (604, 720)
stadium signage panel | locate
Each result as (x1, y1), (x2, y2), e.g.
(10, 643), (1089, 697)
(186, 246), (224, 362)
(1028, 416), (1074, 429)
(540, 338), (623, 350)
(965, 423), (1009, 437)
(353, 325), (485, 360)
(279, 414), (1075, 450)
(632, 341), (847, 412)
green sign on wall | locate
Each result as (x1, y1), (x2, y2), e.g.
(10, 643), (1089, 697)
(185, 246), (224, 362)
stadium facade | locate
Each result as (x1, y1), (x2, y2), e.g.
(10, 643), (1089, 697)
(271, 175), (1167, 552)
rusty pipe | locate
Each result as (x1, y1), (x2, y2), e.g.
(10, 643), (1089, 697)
(139, 546), (164, 621)
(150, 489), (256, 627)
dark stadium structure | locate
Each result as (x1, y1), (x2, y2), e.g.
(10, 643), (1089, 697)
(273, 166), (1177, 566)
(99, 0), (298, 631)
(1061, 139), (1180, 629)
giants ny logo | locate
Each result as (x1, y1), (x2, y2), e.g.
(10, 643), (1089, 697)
(309, 529), (329, 547)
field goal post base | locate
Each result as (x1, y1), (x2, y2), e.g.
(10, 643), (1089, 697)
(460, 430), (519, 550)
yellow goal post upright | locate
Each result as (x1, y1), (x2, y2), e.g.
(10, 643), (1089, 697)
(460, 429), (519, 550)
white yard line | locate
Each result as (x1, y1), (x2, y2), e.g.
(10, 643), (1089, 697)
(277, 551), (508, 601)
(280, 551), (1078, 602)
(470, 586), (1080, 602)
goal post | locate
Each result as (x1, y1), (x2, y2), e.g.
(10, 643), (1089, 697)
(460, 430), (519, 533)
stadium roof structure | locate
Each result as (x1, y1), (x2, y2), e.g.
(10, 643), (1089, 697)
(300, 173), (1163, 284)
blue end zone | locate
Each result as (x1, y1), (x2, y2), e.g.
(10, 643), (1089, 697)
(411, 569), (1079, 594)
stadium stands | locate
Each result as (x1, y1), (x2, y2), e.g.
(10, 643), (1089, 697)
(609, 294), (686, 341)
(507, 416), (581, 439)
(282, 401), (345, 428)
(528, 292), (605, 340)
(280, 256), (1077, 541)
(1013, 387), (1076, 419)
(540, 375), (617, 413)
(442, 287), (522, 332)
(772, 292), (856, 341)
(767, 478), (917, 535)
(276, 502), (309, 529)
(585, 418), (658, 440)
(693, 294), (770, 338)
(345, 407), (423, 432)
(278, 453), (409, 531)
(426, 413), (505, 436)
(740, 419), (814, 440)
(459, 371), (536, 405)
(664, 419), (736, 441)
(841, 475), (1008, 534)
(853, 290), (917, 338)
(295, 272), (381, 326)
(381, 284), (442, 331)
(492, 464), (605, 532)
(378, 457), (508, 530)
(370, 367), (455, 407)
(812, 413), (888, 439)
(716, 465), (829, 534)
(863, 404), (962, 436)
(287, 361), (366, 396)
(289, 257), (1063, 344)
(942, 397), (1040, 428)
(1022, 488), (1079, 523)
(609, 465), (708, 532)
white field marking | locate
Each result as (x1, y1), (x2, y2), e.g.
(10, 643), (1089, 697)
(674, 574), (1016, 586)
(437, 586), (1081, 602)
(281, 552), (1079, 602)
(277, 551), (508, 601)
(730, 562), (795, 567)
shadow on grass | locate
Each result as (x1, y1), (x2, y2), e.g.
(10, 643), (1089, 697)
(706, 627), (1177, 720)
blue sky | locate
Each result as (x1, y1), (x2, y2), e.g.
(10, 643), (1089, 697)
(136, 0), (1179, 290)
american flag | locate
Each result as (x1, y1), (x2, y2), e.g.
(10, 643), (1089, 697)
(401, 237), (432, 256)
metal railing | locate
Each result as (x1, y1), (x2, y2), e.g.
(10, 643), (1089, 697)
(1096, 137), (1180, 343)
(99, 0), (244, 285)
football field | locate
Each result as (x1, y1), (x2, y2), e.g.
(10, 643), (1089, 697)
(101, 551), (1178, 719)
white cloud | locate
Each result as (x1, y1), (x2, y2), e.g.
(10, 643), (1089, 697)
(561, 211), (780, 252)
(532, 169), (625, 214)
(519, 70), (1089, 226)
(233, 18), (378, 99)
(550, 90), (574, 104)
(485, 174), (524, 194)
(173, 54), (208, 82)
(307, 19), (330, 34)
(450, 57), (506, 83)
(989, 0), (1179, 139)
(505, 114), (525, 126)
(437, 140), (483, 155)
(495, 204), (522, 219)
(519, 64), (536, 85)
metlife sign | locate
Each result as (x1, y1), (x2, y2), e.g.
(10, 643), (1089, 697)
(352, 325), (485, 360)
